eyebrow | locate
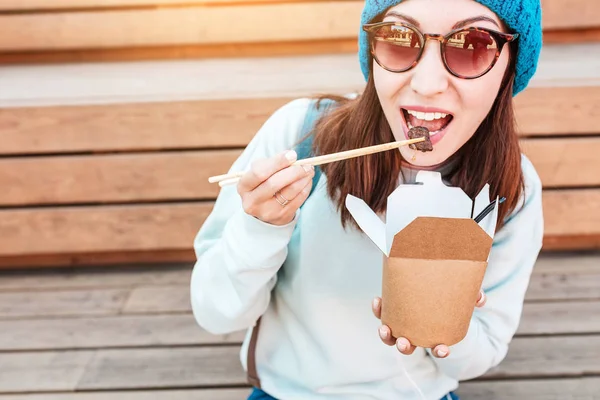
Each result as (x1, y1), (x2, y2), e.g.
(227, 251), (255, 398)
(383, 11), (500, 30)
(453, 16), (500, 29)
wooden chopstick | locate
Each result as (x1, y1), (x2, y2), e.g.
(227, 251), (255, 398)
(210, 137), (425, 187)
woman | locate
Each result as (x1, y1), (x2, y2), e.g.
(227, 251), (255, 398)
(191, 0), (544, 398)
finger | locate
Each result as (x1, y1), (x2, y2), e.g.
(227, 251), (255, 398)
(238, 150), (298, 192)
(278, 172), (314, 202)
(253, 164), (314, 202)
(396, 337), (416, 355)
(476, 290), (487, 308)
(378, 325), (396, 346)
(433, 344), (450, 358)
(268, 177), (313, 225)
(372, 297), (382, 320)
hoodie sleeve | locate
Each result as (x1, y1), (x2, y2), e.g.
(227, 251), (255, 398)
(428, 154), (545, 380)
(190, 98), (312, 335)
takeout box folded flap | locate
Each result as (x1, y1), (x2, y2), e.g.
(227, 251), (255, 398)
(345, 194), (387, 254)
(389, 217), (494, 262)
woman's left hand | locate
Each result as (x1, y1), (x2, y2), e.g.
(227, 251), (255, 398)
(371, 290), (487, 358)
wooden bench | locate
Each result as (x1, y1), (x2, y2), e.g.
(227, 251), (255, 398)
(0, 0), (599, 64)
(1, 42), (600, 268)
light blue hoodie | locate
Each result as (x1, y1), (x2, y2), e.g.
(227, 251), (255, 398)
(191, 97), (544, 400)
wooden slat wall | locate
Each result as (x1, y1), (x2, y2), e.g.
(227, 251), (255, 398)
(1, 82), (600, 266)
(0, 0), (598, 63)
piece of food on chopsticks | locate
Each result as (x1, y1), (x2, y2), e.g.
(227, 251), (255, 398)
(408, 127), (433, 152)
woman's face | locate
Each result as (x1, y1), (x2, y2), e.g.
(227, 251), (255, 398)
(372, 0), (511, 167)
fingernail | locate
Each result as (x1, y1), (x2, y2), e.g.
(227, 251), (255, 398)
(373, 297), (380, 309)
(437, 349), (448, 357)
(477, 292), (486, 306)
(285, 150), (297, 162)
(302, 164), (313, 173)
(397, 340), (408, 351)
(379, 326), (388, 338)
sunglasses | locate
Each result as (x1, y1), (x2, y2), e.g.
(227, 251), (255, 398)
(362, 21), (518, 79)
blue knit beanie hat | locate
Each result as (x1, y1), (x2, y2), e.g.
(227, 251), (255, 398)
(358, 0), (542, 96)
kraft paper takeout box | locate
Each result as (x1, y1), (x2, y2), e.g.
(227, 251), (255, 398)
(346, 171), (498, 347)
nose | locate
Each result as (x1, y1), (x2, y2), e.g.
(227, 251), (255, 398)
(409, 40), (449, 97)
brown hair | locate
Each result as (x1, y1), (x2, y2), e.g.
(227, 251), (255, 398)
(306, 51), (523, 232)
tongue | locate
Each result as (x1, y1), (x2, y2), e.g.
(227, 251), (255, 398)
(407, 113), (451, 132)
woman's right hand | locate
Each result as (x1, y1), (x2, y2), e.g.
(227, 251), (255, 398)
(238, 150), (315, 226)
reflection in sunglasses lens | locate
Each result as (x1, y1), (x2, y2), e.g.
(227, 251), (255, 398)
(445, 30), (498, 77)
(373, 25), (421, 72)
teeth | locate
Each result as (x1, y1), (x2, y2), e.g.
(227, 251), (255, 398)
(406, 109), (448, 120)
(407, 120), (442, 136)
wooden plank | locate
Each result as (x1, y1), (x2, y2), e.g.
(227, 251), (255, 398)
(515, 86), (600, 136)
(458, 377), (600, 399)
(0, 0), (596, 52)
(1, 335), (597, 392)
(0, 0), (305, 10)
(0, 38), (358, 65)
(521, 138), (600, 188)
(518, 300), (600, 335)
(0, 288), (129, 319)
(0, 379), (598, 400)
(0, 98), (276, 155)
(123, 285), (192, 313)
(0, 389), (250, 400)
(0, 203), (213, 257)
(0, 0), (591, 22)
(2, 137), (600, 208)
(0, 190), (598, 267)
(1, 86), (598, 157)
(120, 284), (600, 318)
(0, 350), (94, 393)
(543, 189), (600, 250)
(0, 314), (245, 351)
(1, 380), (599, 400)
(486, 335), (600, 379)
(0, 44), (597, 108)
(72, 335), (600, 388)
(0, 252), (595, 291)
(0, 151), (241, 206)
(526, 253), (600, 301)
(541, 0), (600, 30)
(76, 346), (247, 390)
(0, 263), (192, 291)
(0, 2), (363, 51)
(543, 26), (600, 43)
(126, 291), (600, 333)
(0, 250), (195, 270)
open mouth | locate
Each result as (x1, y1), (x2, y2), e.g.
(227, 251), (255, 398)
(401, 108), (454, 141)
